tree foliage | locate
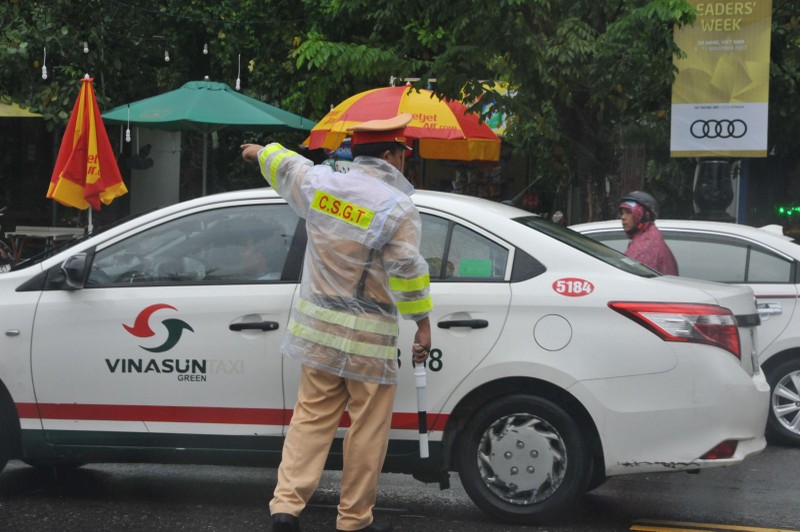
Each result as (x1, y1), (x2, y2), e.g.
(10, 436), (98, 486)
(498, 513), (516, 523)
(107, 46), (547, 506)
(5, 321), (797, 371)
(0, 1), (323, 124)
(289, 0), (698, 219)
(1, 0), (799, 221)
(768, 0), (800, 156)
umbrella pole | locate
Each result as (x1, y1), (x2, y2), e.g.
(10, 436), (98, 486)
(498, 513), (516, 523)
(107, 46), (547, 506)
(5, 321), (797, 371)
(88, 208), (93, 234)
(202, 133), (208, 196)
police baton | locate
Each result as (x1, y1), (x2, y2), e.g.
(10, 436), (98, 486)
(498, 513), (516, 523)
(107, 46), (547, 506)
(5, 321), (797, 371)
(413, 360), (429, 459)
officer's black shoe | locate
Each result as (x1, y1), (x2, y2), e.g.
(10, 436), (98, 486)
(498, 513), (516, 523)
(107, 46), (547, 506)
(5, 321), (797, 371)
(336, 521), (392, 532)
(271, 512), (300, 532)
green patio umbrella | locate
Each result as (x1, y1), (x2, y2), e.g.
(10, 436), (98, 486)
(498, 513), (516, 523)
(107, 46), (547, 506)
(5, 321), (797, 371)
(102, 81), (315, 194)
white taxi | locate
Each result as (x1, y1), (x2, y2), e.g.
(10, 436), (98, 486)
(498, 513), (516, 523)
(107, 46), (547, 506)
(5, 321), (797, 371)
(0, 189), (769, 523)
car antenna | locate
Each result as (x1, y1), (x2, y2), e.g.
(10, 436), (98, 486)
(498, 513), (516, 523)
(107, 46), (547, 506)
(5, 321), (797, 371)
(501, 175), (542, 206)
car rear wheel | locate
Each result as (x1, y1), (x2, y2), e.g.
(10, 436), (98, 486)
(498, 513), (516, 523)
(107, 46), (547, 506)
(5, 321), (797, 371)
(0, 399), (14, 473)
(766, 358), (800, 446)
(455, 394), (590, 523)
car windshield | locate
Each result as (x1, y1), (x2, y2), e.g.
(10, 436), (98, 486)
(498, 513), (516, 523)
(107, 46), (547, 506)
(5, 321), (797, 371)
(513, 216), (658, 277)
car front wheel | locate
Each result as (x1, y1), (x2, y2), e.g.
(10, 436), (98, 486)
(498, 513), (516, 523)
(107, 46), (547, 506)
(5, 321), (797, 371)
(766, 358), (800, 446)
(455, 394), (591, 523)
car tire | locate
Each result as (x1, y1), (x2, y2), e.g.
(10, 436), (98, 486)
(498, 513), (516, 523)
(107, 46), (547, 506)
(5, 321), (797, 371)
(584, 455), (608, 492)
(0, 397), (14, 474)
(765, 358), (800, 446)
(455, 394), (591, 523)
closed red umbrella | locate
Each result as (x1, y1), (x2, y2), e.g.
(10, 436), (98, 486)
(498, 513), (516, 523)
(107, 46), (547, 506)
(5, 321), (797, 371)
(306, 86), (501, 161)
(47, 75), (128, 229)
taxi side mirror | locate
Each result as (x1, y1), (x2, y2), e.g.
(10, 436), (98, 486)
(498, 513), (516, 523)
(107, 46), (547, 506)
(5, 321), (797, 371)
(62, 253), (88, 290)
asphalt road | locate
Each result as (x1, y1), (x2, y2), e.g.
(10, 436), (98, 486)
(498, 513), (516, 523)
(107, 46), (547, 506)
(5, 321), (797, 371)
(0, 445), (798, 531)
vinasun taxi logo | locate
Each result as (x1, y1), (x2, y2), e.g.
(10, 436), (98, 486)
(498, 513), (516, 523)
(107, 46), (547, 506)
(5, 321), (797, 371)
(105, 303), (208, 382)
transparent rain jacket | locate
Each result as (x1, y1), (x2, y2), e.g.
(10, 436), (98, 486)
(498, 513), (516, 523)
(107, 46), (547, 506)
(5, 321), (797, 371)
(257, 144), (432, 384)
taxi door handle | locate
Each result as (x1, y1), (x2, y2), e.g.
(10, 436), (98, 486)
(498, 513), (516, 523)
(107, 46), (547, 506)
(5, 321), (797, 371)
(438, 319), (488, 329)
(757, 302), (782, 318)
(229, 321), (280, 331)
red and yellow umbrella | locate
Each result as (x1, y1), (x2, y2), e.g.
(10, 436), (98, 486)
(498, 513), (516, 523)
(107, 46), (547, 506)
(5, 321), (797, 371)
(305, 86), (501, 162)
(47, 75), (128, 212)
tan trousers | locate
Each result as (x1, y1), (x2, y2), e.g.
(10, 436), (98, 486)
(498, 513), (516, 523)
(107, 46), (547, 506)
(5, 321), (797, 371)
(269, 364), (397, 531)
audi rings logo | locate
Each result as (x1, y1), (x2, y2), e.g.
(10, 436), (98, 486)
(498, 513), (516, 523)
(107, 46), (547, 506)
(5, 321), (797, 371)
(690, 119), (747, 139)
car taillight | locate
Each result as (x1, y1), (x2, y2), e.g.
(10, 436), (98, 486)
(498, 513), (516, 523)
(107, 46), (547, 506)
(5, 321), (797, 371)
(608, 302), (741, 359)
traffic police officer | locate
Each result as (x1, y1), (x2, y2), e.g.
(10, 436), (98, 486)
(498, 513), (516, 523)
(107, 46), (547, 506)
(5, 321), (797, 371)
(241, 113), (432, 532)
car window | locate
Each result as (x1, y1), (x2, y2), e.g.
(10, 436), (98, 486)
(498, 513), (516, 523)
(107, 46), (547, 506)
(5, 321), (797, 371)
(517, 217), (657, 277)
(667, 237), (747, 282)
(588, 228), (795, 284)
(87, 204), (299, 286)
(420, 213), (508, 281)
(748, 246), (793, 283)
(591, 234), (628, 254)
(662, 232), (793, 284)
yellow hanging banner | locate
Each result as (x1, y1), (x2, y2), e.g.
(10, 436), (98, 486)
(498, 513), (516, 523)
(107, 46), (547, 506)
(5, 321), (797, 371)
(670, 0), (772, 158)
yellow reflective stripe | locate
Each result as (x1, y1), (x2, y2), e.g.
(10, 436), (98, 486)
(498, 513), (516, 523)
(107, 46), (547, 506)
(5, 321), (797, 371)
(310, 190), (374, 229)
(257, 144), (293, 189)
(389, 274), (430, 293)
(269, 151), (294, 189)
(396, 296), (433, 315)
(296, 298), (399, 336)
(257, 144), (283, 176)
(259, 143), (284, 161)
(287, 319), (397, 359)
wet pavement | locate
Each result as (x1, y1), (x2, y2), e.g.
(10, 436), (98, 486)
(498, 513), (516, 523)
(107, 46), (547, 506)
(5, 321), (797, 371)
(0, 445), (799, 531)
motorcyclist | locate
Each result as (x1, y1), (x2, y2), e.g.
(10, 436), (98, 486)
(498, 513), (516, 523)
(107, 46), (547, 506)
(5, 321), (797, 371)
(619, 190), (679, 275)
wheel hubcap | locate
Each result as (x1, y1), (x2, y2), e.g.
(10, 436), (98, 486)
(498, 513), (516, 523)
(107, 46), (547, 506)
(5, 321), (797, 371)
(772, 369), (800, 434)
(476, 412), (566, 505)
